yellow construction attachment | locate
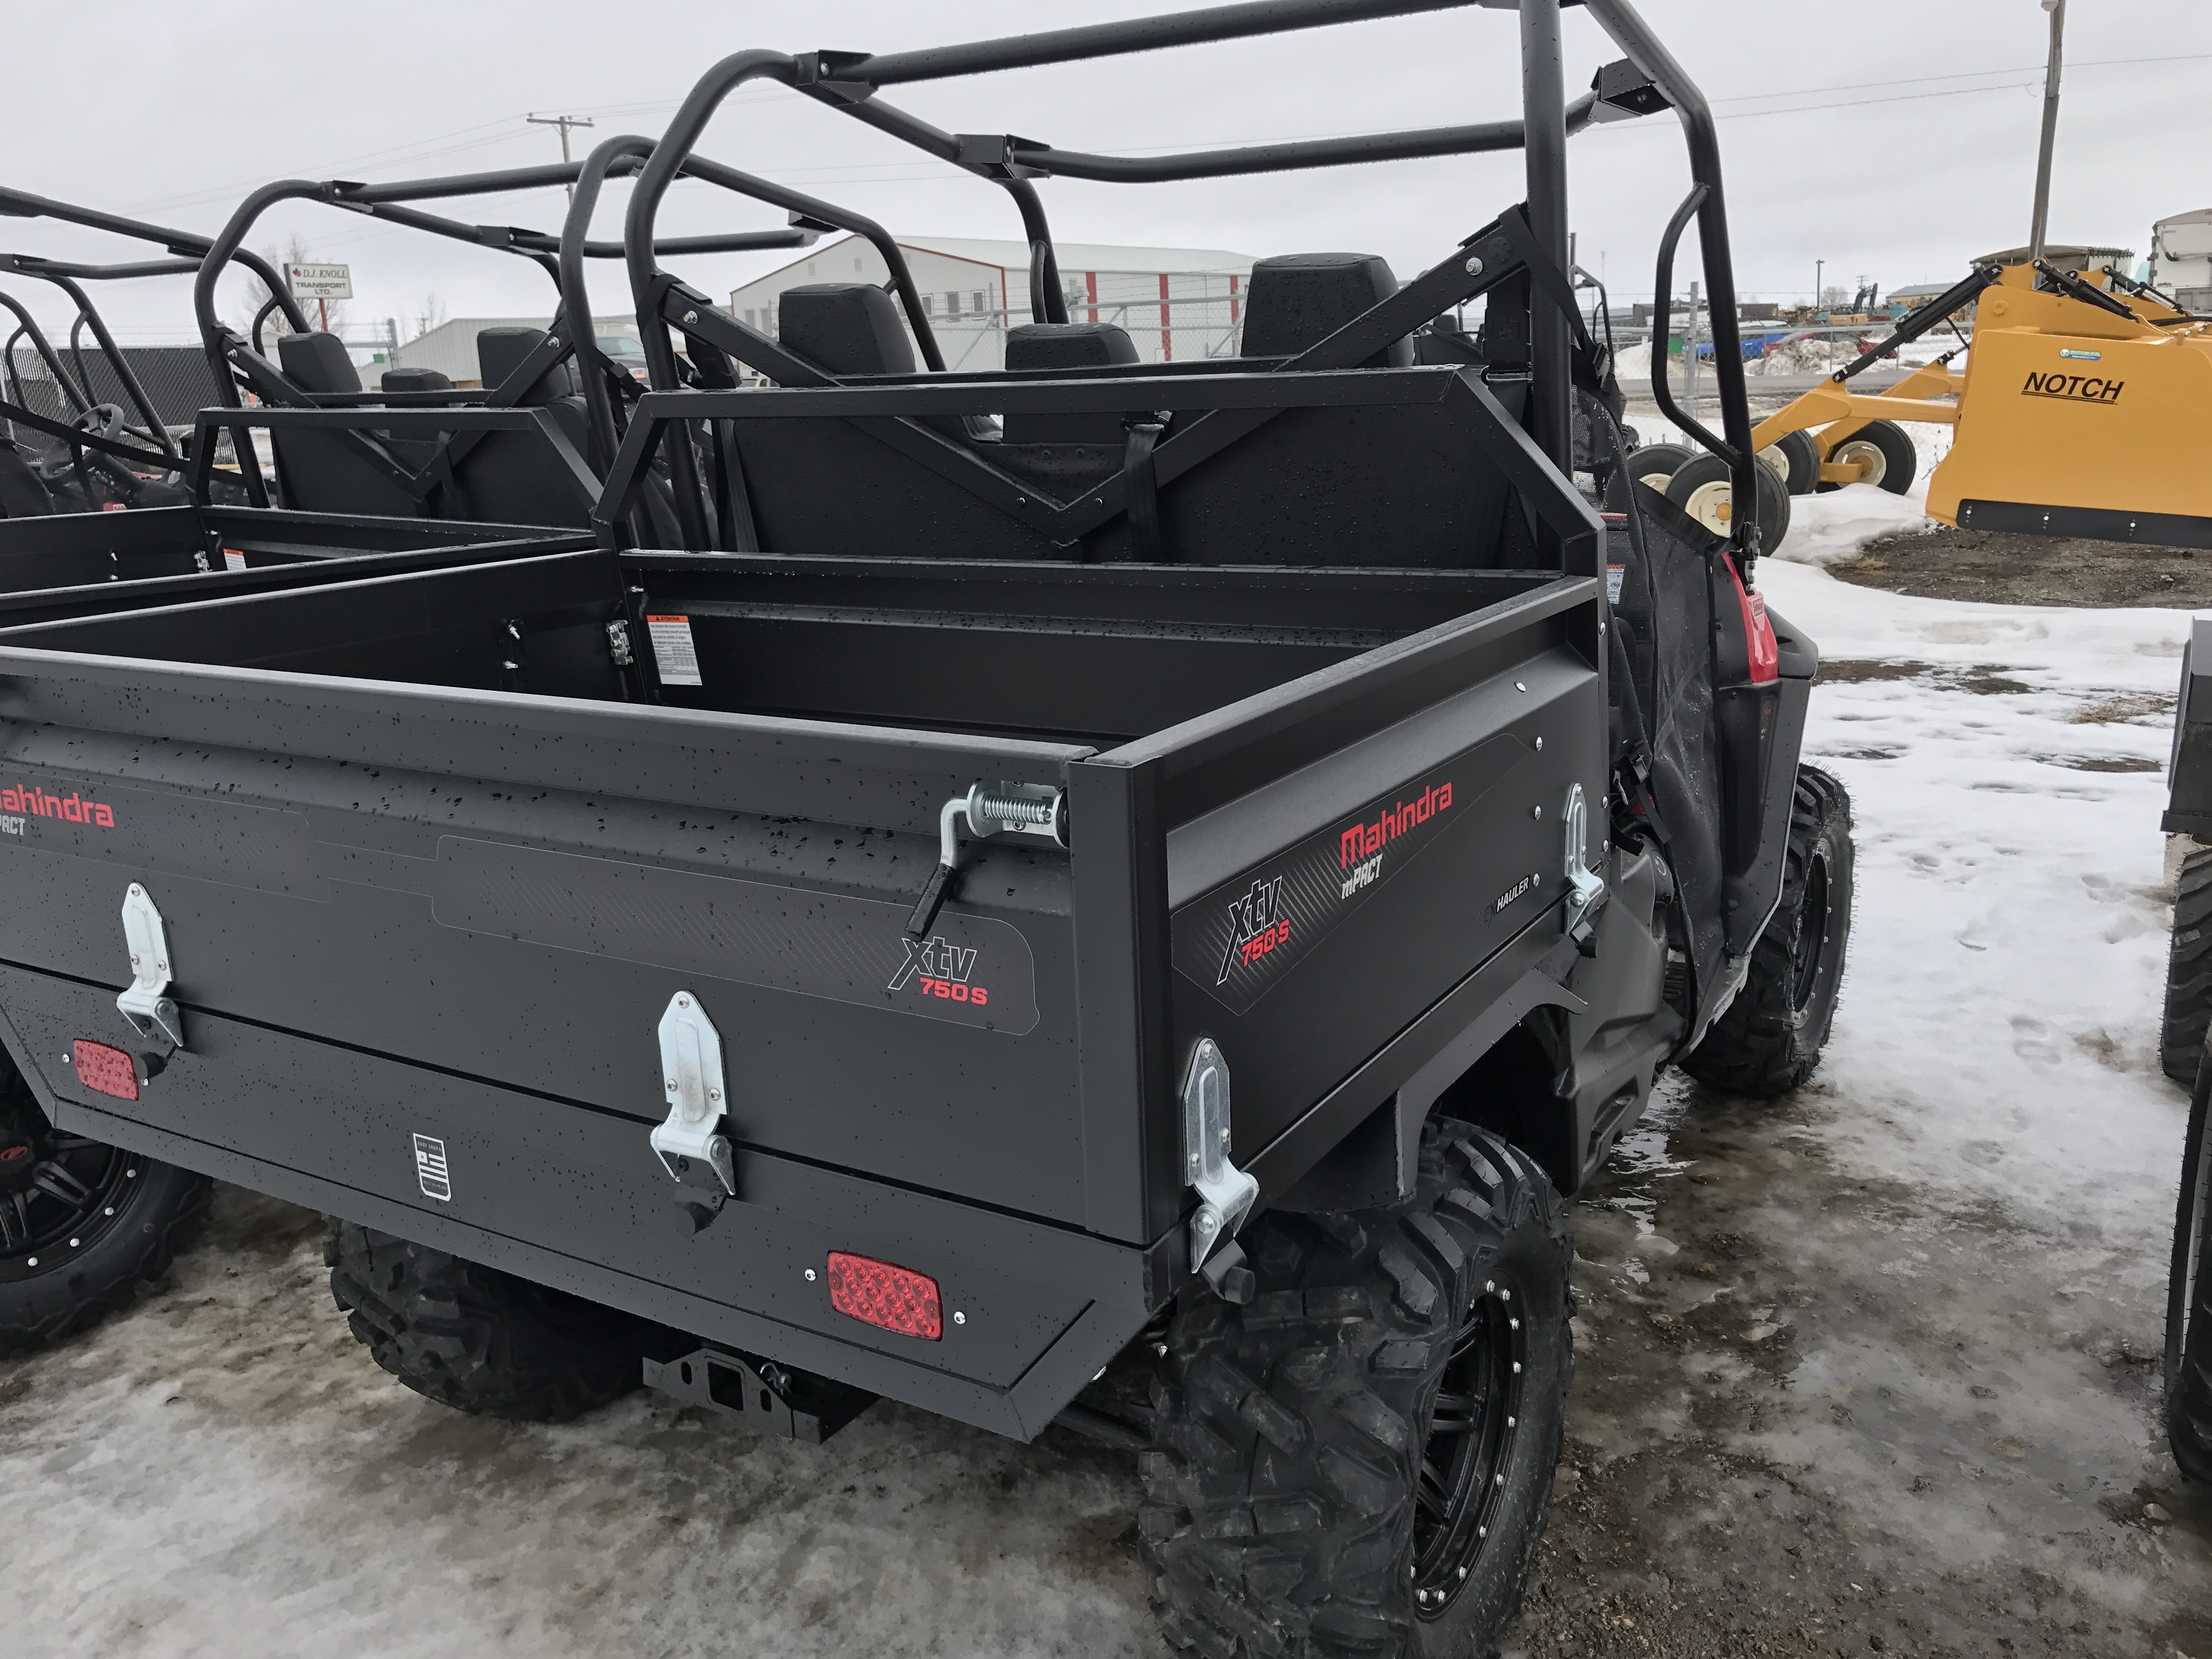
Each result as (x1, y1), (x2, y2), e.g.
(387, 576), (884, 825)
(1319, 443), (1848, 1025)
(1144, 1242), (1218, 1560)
(1742, 261), (2212, 547)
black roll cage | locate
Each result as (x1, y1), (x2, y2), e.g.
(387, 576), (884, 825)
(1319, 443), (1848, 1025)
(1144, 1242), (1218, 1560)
(0, 185), (306, 473)
(171, 157), (816, 509)
(611, 0), (1763, 561)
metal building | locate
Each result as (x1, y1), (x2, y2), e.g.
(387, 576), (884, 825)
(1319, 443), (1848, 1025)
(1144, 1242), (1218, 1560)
(727, 235), (1256, 371)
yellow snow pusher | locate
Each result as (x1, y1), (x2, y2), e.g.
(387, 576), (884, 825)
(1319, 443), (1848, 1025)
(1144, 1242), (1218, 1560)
(1736, 253), (2212, 547)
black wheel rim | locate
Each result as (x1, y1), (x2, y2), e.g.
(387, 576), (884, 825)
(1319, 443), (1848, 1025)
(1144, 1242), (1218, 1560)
(1411, 1277), (1526, 1617)
(1790, 850), (1833, 1015)
(0, 1102), (138, 1284)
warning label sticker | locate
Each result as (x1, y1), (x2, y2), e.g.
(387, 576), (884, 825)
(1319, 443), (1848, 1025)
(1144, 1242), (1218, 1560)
(223, 548), (247, 572)
(646, 614), (703, 686)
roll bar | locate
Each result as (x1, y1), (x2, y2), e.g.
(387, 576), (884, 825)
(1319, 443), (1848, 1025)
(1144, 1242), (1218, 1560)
(0, 255), (187, 460)
(561, 134), (913, 475)
(191, 158), (816, 412)
(619, 0), (1758, 557)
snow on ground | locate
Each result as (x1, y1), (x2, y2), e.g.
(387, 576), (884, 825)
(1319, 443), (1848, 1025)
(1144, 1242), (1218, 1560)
(1763, 487), (2192, 1266)
(0, 482), (2202, 1656)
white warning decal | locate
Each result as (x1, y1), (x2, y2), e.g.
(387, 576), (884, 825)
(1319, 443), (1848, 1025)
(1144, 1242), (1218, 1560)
(413, 1133), (453, 1202)
(223, 548), (248, 572)
(646, 614), (704, 686)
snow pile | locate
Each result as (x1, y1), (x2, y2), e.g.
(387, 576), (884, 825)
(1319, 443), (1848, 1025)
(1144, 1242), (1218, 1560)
(1759, 491), (2191, 1261)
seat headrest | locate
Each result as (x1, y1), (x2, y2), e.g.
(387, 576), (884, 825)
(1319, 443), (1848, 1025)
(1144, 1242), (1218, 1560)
(476, 328), (577, 402)
(778, 284), (916, 377)
(380, 366), (454, 394)
(1005, 322), (1140, 372)
(275, 330), (363, 395)
(1240, 252), (1413, 369)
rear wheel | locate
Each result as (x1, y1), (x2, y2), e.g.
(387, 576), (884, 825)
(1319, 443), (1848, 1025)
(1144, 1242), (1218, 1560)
(2160, 845), (2212, 1085)
(329, 1221), (660, 1422)
(1683, 766), (1854, 1098)
(1142, 1121), (1572, 1659)
(0, 1057), (211, 1352)
(1601, 442), (1695, 513)
(1664, 452), (1793, 555)
(1827, 419), (1916, 494)
(2169, 1057), (2212, 1482)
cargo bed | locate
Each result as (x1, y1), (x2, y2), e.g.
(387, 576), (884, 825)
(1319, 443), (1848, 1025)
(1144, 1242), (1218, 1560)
(0, 533), (1601, 1433)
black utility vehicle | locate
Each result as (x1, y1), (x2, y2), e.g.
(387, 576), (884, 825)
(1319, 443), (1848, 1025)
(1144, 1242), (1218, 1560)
(0, 4), (1853, 1653)
(2157, 621), (2212, 1483)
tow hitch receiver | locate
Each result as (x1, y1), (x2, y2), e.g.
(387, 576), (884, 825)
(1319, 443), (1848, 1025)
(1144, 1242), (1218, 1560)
(642, 1346), (877, 1444)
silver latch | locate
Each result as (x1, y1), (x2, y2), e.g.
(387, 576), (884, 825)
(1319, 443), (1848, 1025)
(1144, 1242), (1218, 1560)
(1182, 1038), (1258, 1269)
(116, 883), (184, 1049)
(906, 780), (1068, 938)
(1561, 782), (1607, 938)
(650, 990), (736, 1195)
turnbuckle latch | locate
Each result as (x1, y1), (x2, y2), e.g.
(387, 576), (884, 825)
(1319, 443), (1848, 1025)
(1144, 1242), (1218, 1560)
(1561, 782), (1607, 950)
(650, 990), (736, 1197)
(1182, 1038), (1259, 1274)
(907, 780), (1067, 939)
(116, 883), (184, 1050)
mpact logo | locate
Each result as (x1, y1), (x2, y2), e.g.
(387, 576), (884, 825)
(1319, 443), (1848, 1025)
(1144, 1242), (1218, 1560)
(0, 784), (115, 828)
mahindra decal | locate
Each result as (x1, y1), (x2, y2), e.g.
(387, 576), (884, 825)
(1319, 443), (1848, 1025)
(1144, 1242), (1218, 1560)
(1170, 741), (1523, 1016)
(0, 784), (115, 833)
(2021, 369), (2123, 405)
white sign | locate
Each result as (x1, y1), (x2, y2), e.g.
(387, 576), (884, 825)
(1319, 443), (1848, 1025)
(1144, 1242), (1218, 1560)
(284, 262), (352, 300)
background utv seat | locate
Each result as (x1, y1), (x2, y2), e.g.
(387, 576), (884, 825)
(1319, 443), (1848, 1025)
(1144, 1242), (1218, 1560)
(1240, 252), (1414, 368)
(446, 326), (592, 527)
(1003, 321), (1138, 445)
(268, 330), (420, 518)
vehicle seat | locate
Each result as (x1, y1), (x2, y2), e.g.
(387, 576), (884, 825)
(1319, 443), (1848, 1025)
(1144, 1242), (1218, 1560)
(1003, 322), (1138, 444)
(1240, 252), (1414, 368)
(381, 366), (455, 393)
(449, 327), (591, 528)
(478, 328), (579, 403)
(780, 284), (992, 445)
(268, 332), (422, 517)
(0, 440), (55, 517)
(276, 329), (364, 394)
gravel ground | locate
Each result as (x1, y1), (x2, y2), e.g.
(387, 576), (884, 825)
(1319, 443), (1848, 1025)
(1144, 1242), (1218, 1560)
(1833, 526), (2212, 611)
(1, 499), (2208, 1659)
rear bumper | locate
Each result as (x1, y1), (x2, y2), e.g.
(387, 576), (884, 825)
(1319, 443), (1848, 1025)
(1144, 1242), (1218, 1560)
(0, 961), (1170, 1440)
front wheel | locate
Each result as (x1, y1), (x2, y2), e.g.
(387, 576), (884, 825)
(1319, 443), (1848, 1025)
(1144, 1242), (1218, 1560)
(1682, 765), (1855, 1098)
(1142, 1121), (1573, 1659)
(0, 1059), (211, 1352)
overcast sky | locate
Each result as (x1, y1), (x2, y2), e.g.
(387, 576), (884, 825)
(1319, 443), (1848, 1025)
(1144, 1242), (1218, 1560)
(4, 0), (2207, 343)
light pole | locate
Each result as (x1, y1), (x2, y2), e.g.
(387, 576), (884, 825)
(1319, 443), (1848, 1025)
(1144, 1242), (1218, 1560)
(2029, 0), (2066, 264)
(1815, 258), (1824, 313)
(526, 113), (597, 202)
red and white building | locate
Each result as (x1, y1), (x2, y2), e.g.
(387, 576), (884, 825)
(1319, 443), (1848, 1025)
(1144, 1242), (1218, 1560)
(727, 235), (1256, 371)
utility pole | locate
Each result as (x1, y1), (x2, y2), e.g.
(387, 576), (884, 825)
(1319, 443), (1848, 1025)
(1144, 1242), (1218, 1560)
(527, 112), (597, 201)
(2029, 0), (2066, 263)
(1815, 258), (1825, 312)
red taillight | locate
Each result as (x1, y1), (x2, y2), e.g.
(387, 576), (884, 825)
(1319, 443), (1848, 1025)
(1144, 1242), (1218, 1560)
(72, 1040), (138, 1101)
(1728, 557), (1780, 685)
(826, 1251), (943, 1340)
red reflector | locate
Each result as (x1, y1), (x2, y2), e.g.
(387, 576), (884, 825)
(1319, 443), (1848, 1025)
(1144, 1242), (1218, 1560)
(826, 1251), (942, 1340)
(72, 1040), (138, 1101)
(1728, 556), (1780, 685)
